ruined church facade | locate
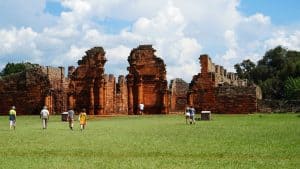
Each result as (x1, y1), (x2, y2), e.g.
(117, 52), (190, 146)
(0, 46), (261, 115)
(127, 45), (169, 114)
(187, 55), (262, 114)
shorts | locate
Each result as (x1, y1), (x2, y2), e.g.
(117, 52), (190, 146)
(9, 120), (16, 126)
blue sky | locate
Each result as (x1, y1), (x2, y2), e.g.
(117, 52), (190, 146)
(239, 0), (300, 25)
(0, 0), (299, 82)
(44, 1), (68, 16)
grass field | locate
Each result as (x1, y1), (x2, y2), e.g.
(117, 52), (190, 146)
(0, 114), (299, 169)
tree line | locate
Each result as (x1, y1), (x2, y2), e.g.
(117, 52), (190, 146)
(234, 46), (300, 100)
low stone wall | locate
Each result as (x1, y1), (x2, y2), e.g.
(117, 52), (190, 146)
(215, 86), (258, 114)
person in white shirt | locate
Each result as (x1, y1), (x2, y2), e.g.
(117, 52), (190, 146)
(139, 103), (144, 115)
(185, 105), (190, 124)
(40, 106), (49, 129)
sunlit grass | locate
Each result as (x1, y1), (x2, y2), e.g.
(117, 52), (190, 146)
(0, 114), (299, 169)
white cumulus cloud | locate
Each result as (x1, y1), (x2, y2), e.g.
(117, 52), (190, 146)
(0, 0), (299, 83)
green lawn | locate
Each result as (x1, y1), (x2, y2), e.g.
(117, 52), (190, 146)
(0, 114), (299, 169)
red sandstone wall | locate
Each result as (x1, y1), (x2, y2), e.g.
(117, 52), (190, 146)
(68, 47), (107, 115)
(216, 86), (258, 113)
(104, 74), (115, 114)
(127, 45), (169, 114)
(188, 54), (260, 114)
(0, 68), (51, 115)
(169, 78), (188, 112)
(115, 75), (128, 114)
(68, 47), (129, 115)
(42, 66), (68, 113)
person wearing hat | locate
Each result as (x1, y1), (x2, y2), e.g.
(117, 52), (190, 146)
(9, 106), (17, 130)
(40, 106), (49, 129)
(78, 108), (87, 131)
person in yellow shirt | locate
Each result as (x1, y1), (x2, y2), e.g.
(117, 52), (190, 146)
(78, 108), (87, 131)
(9, 106), (16, 130)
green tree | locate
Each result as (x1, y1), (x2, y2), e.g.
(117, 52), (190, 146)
(235, 46), (300, 100)
(234, 59), (256, 82)
(285, 77), (300, 100)
(0, 62), (39, 77)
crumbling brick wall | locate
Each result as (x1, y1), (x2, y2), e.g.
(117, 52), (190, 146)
(68, 47), (128, 115)
(127, 45), (169, 114)
(216, 85), (260, 114)
(115, 75), (128, 114)
(0, 67), (67, 115)
(104, 74), (115, 114)
(68, 47), (107, 115)
(169, 78), (188, 112)
(188, 54), (261, 114)
(42, 66), (68, 114)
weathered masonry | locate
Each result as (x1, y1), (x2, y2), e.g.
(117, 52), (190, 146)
(127, 45), (169, 114)
(0, 46), (263, 115)
(0, 66), (67, 115)
(188, 54), (262, 114)
(67, 47), (128, 115)
(169, 78), (189, 112)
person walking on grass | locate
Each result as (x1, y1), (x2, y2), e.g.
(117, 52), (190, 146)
(185, 105), (190, 124)
(78, 108), (87, 131)
(40, 106), (49, 129)
(67, 108), (75, 130)
(9, 106), (17, 130)
(189, 105), (196, 124)
(139, 103), (144, 115)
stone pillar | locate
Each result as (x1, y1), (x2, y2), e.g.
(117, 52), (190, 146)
(103, 80), (107, 114)
(44, 94), (53, 114)
(137, 76), (143, 108)
(96, 79), (105, 115)
(89, 79), (95, 115)
(127, 75), (134, 115)
(162, 90), (169, 114)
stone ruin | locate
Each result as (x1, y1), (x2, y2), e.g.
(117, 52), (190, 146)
(188, 54), (262, 114)
(0, 66), (67, 114)
(127, 45), (169, 114)
(0, 46), (262, 115)
(169, 78), (189, 112)
(0, 45), (167, 115)
(67, 47), (128, 115)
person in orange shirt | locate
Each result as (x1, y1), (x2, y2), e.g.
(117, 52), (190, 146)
(78, 108), (87, 131)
